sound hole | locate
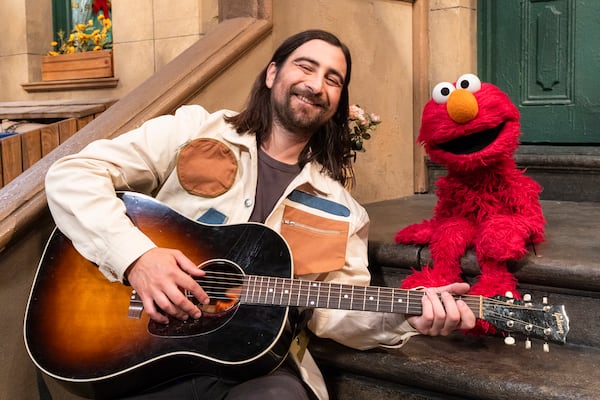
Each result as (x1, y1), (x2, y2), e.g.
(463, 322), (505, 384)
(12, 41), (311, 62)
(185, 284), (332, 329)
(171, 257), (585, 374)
(195, 259), (244, 316)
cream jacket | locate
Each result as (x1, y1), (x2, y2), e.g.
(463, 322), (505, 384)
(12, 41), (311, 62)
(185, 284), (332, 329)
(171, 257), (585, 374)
(45, 105), (418, 399)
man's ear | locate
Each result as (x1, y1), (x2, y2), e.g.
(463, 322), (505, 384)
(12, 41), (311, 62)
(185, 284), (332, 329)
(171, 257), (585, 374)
(265, 62), (277, 89)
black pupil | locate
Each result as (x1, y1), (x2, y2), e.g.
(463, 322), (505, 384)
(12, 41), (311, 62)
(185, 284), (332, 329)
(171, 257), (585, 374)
(460, 80), (469, 89)
(441, 87), (450, 96)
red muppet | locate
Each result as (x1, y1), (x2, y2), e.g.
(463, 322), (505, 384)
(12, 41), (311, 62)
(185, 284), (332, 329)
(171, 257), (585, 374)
(395, 73), (546, 334)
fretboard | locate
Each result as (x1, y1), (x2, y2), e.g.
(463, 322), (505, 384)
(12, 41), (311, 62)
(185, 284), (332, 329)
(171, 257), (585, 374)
(241, 275), (431, 314)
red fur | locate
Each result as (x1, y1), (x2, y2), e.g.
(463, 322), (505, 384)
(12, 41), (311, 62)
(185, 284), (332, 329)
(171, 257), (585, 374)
(395, 79), (546, 335)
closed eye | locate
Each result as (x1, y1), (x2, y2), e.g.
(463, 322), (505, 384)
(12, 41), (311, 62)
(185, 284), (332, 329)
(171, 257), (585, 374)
(326, 74), (342, 87)
(294, 61), (315, 74)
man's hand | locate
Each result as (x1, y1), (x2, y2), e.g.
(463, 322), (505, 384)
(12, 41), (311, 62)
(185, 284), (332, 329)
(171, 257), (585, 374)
(125, 247), (210, 324)
(406, 282), (475, 336)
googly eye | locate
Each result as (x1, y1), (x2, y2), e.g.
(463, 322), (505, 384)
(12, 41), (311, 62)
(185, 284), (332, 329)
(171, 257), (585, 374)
(455, 73), (481, 93)
(431, 82), (455, 104)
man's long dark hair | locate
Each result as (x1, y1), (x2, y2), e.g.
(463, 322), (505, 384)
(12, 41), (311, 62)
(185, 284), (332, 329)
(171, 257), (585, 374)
(225, 29), (354, 187)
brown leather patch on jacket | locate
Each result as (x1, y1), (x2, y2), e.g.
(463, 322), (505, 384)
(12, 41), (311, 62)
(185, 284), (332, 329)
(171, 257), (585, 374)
(177, 138), (238, 197)
(280, 206), (349, 275)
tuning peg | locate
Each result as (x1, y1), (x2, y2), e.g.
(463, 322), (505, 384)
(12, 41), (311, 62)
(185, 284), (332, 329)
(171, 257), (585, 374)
(504, 335), (516, 346)
(543, 296), (548, 304)
(505, 291), (513, 298)
(543, 342), (550, 353)
(525, 338), (532, 350)
(523, 293), (531, 301)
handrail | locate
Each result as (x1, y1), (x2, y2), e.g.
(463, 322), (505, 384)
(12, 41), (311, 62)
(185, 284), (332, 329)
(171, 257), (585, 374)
(0, 17), (272, 251)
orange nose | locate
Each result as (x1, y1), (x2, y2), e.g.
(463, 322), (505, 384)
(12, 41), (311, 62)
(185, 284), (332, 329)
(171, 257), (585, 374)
(447, 89), (478, 124)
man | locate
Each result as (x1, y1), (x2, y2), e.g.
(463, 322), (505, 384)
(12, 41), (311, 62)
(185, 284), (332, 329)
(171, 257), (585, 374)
(45, 30), (475, 399)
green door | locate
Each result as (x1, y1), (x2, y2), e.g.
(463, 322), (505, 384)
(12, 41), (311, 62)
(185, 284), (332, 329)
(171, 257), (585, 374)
(478, 0), (600, 144)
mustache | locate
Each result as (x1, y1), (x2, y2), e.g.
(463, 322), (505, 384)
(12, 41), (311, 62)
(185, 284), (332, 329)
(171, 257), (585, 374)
(292, 88), (327, 108)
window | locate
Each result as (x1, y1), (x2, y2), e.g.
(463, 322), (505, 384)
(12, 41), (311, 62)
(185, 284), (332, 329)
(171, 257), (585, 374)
(51, 0), (112, 45)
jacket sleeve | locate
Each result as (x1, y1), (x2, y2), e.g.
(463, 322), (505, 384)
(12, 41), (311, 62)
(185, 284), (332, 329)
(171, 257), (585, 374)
(307, 205), (419, 350)
(45, 105), (211, 282)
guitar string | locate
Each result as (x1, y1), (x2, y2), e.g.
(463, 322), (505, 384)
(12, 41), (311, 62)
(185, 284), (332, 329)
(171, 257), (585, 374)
(189, 271), (555, 333)
(193, 270), (550, 314)
(196, 270), (545, 308)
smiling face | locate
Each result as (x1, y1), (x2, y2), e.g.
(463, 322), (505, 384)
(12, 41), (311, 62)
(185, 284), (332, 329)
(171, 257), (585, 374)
(418, 74), (521, 172)
(265, 39), (347, 137)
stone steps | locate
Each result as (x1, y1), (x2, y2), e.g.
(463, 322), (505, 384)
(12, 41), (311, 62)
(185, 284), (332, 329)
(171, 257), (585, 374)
(309, 194), (600, 399)
(427, 146), (600, 202)
(310, 335), (600, 400)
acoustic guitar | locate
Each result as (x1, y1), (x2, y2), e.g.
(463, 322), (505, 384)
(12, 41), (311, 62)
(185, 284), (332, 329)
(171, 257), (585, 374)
(24, 192), (569, 399)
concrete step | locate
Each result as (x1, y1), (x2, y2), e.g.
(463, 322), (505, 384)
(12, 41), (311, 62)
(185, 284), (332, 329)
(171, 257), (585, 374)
(427, 146), (600, 202)
(310, 335), (600, 400)
(309, 195), (600, 399)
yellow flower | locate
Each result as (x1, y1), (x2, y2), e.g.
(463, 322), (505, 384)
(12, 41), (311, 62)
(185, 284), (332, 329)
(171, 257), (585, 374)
(49, 15), (112, 54)
(48, 51), (59, 56)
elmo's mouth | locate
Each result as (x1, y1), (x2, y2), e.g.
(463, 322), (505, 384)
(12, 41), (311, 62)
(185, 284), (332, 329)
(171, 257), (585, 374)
(437, 122), (505, 155)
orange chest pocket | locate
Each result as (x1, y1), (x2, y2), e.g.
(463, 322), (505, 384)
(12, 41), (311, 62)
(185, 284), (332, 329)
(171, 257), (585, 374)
(177, 138), (238, 198)
(280, 206), (349, 276)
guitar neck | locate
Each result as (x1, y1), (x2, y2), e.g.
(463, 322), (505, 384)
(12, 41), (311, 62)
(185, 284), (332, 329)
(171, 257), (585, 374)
(241, 275), (479, 316)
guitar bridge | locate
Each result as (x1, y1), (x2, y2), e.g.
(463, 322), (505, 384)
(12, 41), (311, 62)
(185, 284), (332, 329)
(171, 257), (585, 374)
(128, 289), (143, 319)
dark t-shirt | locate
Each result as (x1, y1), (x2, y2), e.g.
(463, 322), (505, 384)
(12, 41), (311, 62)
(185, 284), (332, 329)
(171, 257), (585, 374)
(249, 148), (301, 223)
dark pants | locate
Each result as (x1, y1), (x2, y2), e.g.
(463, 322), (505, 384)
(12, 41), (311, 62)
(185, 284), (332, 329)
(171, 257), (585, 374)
(121, 365), (311, 400)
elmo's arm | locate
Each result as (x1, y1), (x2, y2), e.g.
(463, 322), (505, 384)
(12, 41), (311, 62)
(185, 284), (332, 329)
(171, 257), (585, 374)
(476, 176), (545, 261)
(394, 219), (434, 245)
(394, 177), (464, 245)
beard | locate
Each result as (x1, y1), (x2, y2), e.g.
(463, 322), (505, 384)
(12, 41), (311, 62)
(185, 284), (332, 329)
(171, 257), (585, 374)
(271, 86), (330, 137)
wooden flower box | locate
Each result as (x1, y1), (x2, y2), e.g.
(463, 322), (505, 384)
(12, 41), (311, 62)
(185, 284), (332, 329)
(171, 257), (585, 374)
(41, 50), (113, 81)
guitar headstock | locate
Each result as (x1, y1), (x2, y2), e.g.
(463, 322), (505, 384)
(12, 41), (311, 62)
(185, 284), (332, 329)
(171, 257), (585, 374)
(482, 294), (570, 349)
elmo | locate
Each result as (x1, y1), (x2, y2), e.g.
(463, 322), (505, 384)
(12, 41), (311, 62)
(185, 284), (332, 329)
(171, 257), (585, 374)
(395, 74), (546, 335)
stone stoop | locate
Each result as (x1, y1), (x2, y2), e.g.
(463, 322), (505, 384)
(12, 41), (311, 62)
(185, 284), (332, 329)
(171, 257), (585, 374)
(427, 146), (600, 203)
(309, 194), (600, 399)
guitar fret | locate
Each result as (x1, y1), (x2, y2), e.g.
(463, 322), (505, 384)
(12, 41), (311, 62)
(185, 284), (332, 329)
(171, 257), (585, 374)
(269, 277), (276, 305)
(278, 277), (285, 306)
(304, 281), (310, 307)
(250, 276), (257, 303)
(262, 276), (269, 304)
(304, 281), (309, 307)
(287, 278), (293, 306)
(296, 280), (302, 306)
(315, 282), (321, 308)
(362, 286), (366, 311)
(313, 282), (321, 307)
(258, 276), (264, 303)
